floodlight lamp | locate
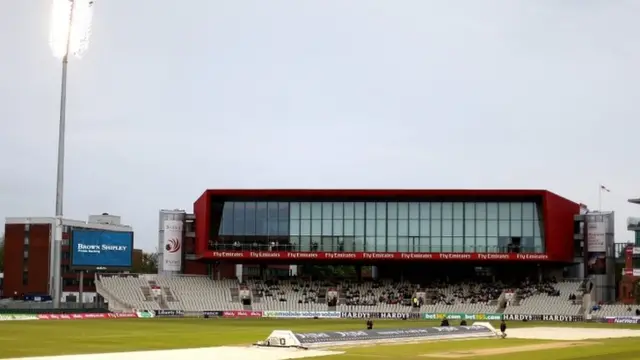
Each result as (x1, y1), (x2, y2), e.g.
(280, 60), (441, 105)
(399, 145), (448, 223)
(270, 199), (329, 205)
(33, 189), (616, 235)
(49, 0), (95, 59)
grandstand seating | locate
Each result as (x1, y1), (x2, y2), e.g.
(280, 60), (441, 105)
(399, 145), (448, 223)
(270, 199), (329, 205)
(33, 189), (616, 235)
(96, 274), (588, 316)
(502, 280), (582, 315)
(589, 304), (638, 317)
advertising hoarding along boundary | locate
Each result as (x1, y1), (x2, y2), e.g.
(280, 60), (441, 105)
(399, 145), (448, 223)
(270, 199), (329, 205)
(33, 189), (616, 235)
(206, 251), (549, 261)
(70, 230), (133, 270)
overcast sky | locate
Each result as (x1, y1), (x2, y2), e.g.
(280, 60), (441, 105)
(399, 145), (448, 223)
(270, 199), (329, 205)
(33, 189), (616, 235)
(1, 1), (639, 252)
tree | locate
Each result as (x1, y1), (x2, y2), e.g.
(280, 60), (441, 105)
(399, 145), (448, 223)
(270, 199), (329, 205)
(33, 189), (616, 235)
(0, 233), (3, 272)
(134, 251), (158, 273)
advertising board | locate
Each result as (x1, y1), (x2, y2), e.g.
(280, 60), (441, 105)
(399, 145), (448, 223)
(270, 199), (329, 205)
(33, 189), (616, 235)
(71, 230), (133, 270)
(421, 313), (503, 320)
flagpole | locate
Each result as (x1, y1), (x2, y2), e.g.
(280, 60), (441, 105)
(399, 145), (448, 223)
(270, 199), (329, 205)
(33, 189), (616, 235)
(598, 185), (602, 212)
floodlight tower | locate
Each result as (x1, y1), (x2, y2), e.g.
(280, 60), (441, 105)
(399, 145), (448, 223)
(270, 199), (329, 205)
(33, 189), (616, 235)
(49, 0), (95, 308)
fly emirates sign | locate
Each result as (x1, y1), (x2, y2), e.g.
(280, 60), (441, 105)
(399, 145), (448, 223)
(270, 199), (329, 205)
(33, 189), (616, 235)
(76, 243), (128, 254)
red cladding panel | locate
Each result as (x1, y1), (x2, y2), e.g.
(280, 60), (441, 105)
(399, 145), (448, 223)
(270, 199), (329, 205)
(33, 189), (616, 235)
(543, 192), (580, 262)
(193, 192), (209, 256)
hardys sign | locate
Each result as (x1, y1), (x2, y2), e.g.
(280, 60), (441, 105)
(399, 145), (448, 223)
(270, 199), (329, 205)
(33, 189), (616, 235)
(422, 313), (503, 321)
(340, 312), (420, 320)
(502, 314), (584, 322)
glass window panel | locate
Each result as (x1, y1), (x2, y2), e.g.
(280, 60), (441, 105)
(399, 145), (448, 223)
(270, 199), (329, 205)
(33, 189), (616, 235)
(279, 219), (289, 236)
(465, 203), (475, 220)
(344, 202), (354, 219)
(498, 220), (510, 236)
(300, 220), (311, 236)
(442, 220), (453, 236)
(431, 237), (442, 252)
(476, 237), (487, 252)
(409, 203), (420, 220)
(366, 220), (376, 236)
(290, 219), (300, 236)
(333, 202), (343, 219)
(268, 202), (279, 219)
(242, 202), (256, 236)
(510, 220), (522, 237)
(322, 219), (332, 235)
(377, 237), (386, 251)
(475, 220), (486, 236)
(255, 202), (267, 235)
(419, 220), (430, 236)
(510, 202), (522, 220)
(521, 237), (534, 252)
(311, 237), (321, 251)
(453, 220), (464, 236)
(290, 236), (300, 249)
(487, 220), (498, 236)
(354, 203), (366, 219)
(431, 220), (441, 237)
(453, 237), (464, 252)
(387, 202), (398, 219)
(233, 202), (245, 235)
(398, 220), (409, 236)
(355, 237), (365, 251)
(388, 237), (398, 252)
(399, 237), (410, 252)
(420, 203), (430, 219)
(453, 202), (464, 219)
(465, 219), (475, 236)
(533, 204), (540, 221)
(487, 203), (498, 220)
(440, 237), (451, 252)
(376, 219), (386, 236)
(522, 203), (535, 220)
(387, 219), (398, 236)
(534, 237), (543, 251)
(290, 202), (300, 219)
(376, 202), (386, 219)
(534, 220), (543, 237)
(366, 203), (376, 219)
(344, 220), (354, 236)
(522, 221), (534, 236)
(498, 237), (510, 251)
(311, 220), (322, 236)
(320, 237), (332, 251)
(333, 220), (343, 236)
(355, 220), (365, 236)
(475, 202), (487, 219)
(365, 237), (375, 251)
(487, 237), (499, 252)
(409, 237), (421, 252)
(409, 220), (420, 237)
(398, 203), (409, 219)
(498, 203), (510, 220)
(268, 218), (279, 235)
(322, 202), (333, 219)
(431, 203), (442, 219)
(301, 202), (311, 219)
(464, 237), (475, 252)
(221, 202), (234, 235)
(442, 203), (453, 219)
(343, 237), (355, 252)
(419, 237), (430, 252)
(311, 203), (322, 219)
(300, 236), (311, 251)
(279, 202), (289, 219)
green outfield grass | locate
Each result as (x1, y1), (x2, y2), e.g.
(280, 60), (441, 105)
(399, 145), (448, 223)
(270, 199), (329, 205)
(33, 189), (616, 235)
(0, 319), (639, 359)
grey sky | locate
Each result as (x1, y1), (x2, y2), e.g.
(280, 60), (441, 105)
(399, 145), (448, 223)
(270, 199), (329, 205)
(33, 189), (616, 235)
(1, 1), (639, 252)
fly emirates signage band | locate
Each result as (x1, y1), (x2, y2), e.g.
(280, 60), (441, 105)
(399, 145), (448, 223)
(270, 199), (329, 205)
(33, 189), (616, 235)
(207, 251), (549, 261)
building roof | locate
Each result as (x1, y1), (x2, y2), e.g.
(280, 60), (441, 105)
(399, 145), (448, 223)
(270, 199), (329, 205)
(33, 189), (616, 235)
(202, 188), (569, 201)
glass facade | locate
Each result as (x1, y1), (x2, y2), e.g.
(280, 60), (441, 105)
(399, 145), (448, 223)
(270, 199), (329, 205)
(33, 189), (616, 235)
(216, 201), (544, 253)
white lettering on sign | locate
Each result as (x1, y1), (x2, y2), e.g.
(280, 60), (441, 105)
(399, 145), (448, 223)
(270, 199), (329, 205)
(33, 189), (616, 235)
(76, 244), (128, 253)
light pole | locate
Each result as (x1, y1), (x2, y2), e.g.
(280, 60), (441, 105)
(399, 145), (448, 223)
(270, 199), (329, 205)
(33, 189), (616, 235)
(49, 0), (95, 308)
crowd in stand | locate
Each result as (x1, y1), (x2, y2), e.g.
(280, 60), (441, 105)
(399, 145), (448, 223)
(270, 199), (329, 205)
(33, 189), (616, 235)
(246, 276), (583, 307)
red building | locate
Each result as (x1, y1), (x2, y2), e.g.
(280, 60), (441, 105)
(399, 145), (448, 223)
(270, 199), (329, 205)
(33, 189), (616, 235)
(180, 189), (581, 279)
(2, 217), (137, 298)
